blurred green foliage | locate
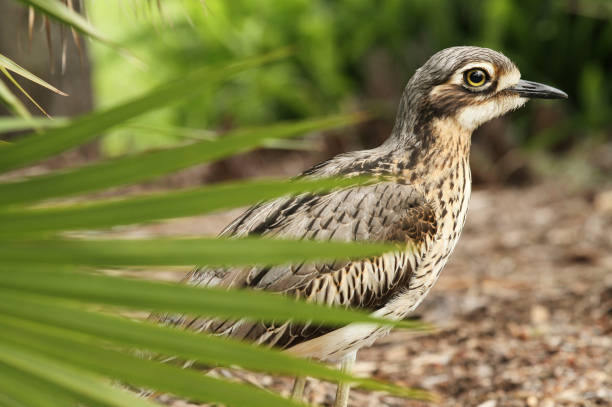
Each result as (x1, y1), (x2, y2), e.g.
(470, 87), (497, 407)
(90, 0), (612, 155)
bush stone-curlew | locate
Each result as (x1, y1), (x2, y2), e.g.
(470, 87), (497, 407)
(157, 46), (567, 407)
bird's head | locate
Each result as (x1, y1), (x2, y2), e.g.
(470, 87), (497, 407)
(397, 46), (567, 137)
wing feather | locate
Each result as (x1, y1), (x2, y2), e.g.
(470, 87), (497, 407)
(157, 180), (438, 350)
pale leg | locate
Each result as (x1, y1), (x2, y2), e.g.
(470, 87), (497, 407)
(291, 376), (307, 401)
(333, 351), (357, 407)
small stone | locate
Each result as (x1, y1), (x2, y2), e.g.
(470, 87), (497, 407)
(383, 345), (407, 360)
(530, 305), (550, 325)
(526, 395), (538, 406)
(420, 374), (449, 389)
(353, 361), (377, 374)
(594, 189), (612, 213)
(476, 364), (493, 378)
(476, 400), (497, 407)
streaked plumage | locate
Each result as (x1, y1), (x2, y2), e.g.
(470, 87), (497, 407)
(153, 46), (566, 404)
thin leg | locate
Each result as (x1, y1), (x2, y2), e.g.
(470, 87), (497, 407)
(291, 376), (307, 401)
(334, 351), (357, 407)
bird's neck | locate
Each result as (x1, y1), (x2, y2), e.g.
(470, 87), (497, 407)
(389, 116), (472, 187)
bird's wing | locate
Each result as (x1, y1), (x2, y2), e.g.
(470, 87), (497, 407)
(157, 181), (438, 350)
(225, 182), (436, 293)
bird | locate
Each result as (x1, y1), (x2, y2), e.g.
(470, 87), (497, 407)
(156, 46), (567, 407)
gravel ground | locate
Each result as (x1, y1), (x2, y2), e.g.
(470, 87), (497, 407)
(309, 185), (611, 407)
(121, 183), (611, 407)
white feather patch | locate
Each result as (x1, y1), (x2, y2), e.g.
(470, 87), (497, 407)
(498, 69), (521, 92)
(457, 96), (527, 131)
(448, 61), (495, 85)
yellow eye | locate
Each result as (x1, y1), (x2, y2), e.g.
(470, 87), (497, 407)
(464, 68), (488, 87)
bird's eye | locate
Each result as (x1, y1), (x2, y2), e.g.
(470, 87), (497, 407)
(464, 68), (488, 87)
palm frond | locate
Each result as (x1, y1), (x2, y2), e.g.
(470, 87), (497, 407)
(0, 44), (433, 405)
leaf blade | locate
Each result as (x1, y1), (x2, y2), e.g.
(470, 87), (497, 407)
(0, 116), (67, 134)
(0, 268), (427, 330)
(0, 362), (105, 407)
(0, 316), (305, 407)
(0, 53), (67, 96)
(0, 78), (31, 119)
(0, 337), (158, 407)
(0, 237), (392, 267)
(0, 113), (363, 207)
(0, 177), (371, 236)
(0, 291), (432, 400)
(0, 66), (50, 118)
(16, 0), (109, 43)
(0, 52), (286, 174)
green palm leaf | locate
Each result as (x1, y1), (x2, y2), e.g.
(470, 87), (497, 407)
(0, 76), (31, 119)
(0, 237), (392, 268)
(0, 113), (363, 208)
(0, 336), (158, 407)
(0, 7), (432, 399)
(16, 0), (109, 43)
(0, 269), (429, 330)
(0, 53), (67, 96)
(0, 316), (308, 407)
(0, 51), (288, 174)
(0, 116), (67, 133)
(0, 291), (432, 400)
(0, 361), (91, 407)
(0, 65), (51, 117)
(0, 177), (372, 236)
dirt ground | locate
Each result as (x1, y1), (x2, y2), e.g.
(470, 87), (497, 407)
(334, 184), (612, 407)
(120, 182), (611, 407)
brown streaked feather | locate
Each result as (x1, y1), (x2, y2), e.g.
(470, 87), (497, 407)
(153, 46), (531, 361)
(155, 180), (438, 350)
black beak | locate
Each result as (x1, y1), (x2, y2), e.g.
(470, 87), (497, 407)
(509, 79), (568, 99)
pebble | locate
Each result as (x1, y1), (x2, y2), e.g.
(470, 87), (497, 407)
(530, 305), (550, 325)
(594, 189), (612, 212)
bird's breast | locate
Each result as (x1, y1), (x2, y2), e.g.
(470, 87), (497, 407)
(288, 164), (473, 361)
(384, 161), (472, 319)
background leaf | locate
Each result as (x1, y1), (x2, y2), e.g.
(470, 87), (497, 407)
(16, 0), (110, 43)
(0, 77), (31, 119)
(0, 316), (307, 407)
(1, 65), (51, 117)
(0, 291), (431, 400)
(0, 113), (363, 208)
(0, 237), (393, 267)
(0, 3), (438, 405)
(0, 270), (429, 330)
(0, 51), (288, 173)
(0, 53), (67, 96)
(0, 336), (158, 407)
(0, 176), (372, 235)
(0, 116), (67, 133)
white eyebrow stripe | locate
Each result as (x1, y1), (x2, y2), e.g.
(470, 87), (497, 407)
(460, 62), (495, 77)
(447, 61), (496, 86)
(446, 61), (521, 92)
